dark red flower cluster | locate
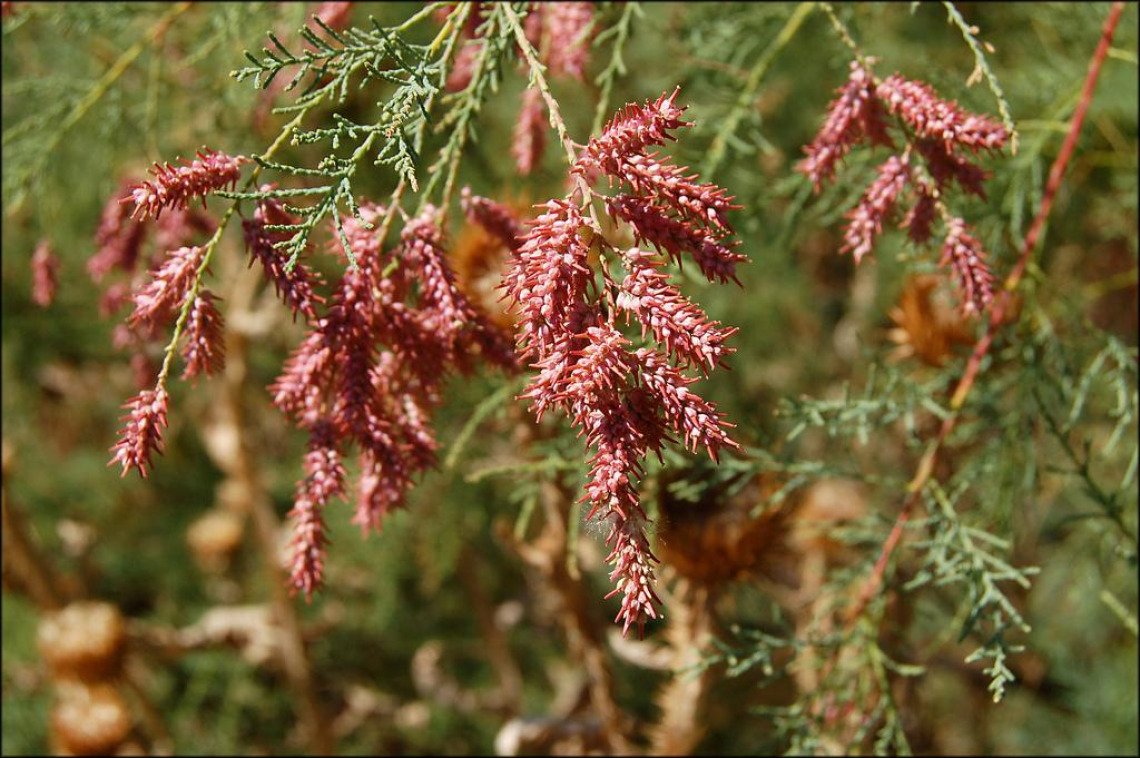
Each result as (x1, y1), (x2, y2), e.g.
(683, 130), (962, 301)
(267, 203), (514, 597)
(242, 189), (325, 323)
(505, 89), (744, 636)
(799, 61), (1008, 316)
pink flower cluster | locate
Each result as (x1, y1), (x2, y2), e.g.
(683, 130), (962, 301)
(505, 89), (744, 636)
(31, 240), (59, 308)
(799, 62), (1008, 316)
(130, 149), (247, 221)
(109, 388), (169, 479)
(106, 146), (241, 478)
(267, 203), (514, 597)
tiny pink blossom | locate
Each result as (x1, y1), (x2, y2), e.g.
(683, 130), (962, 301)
(89, 186), (146, 282)
(543, 1), (595, 80)
(799, 61), (893, 190)
(129, 246), (204, 329)
(877, 74), (1008, 153)
(244, 191), (325, 322)
(580, 88), (690, 176)
(461, 187), (524, 251)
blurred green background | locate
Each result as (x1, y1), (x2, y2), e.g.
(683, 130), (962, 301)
(2, 3), (1137, 755)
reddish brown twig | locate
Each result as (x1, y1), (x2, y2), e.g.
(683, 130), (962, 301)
(845, 0), (1126, 628)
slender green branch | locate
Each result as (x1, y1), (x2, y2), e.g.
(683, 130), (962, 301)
(702, 1), (814, 179)
(942, 2), (1019, 154)
(591, 2), (642, 136)
(5, 2), (192, 211)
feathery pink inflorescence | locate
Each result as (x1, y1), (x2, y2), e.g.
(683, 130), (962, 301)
(543, 1), (595, 80)
(31, 240), (59, 308)
(273, 202), (514, 597)
(877, 74), (1008, 153)
(799, 61), (893, 191)
(607, 195), (746, 285)
(129, 246), (204, 329)
(109, 388), (169, 479)
(461, 187), (524, 251)
(130, 149), (247, 221)
(902, 182), (937, 245)
(841, 154), (911, 265)
(580, 88), (690, 176)
(939, 217), (995, 317)
(801, 59), (1008, 315)
(618, 153), (739, 232)
(505, 88), (744, 635)
(617, 248), (737, 373)
(89, 186), (147, 283)
(287, 420), (346, 598)
(512, 87), (547, 176)
(180, 290), (226, 379)
(243, 190), (324, 322)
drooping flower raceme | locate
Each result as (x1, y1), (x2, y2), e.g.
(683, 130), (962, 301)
(505, 88), (744, 636)
(799, 62), (1008, 316)
(267, 203), (514, 596)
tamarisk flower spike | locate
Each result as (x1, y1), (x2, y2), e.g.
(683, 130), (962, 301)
(275, 201), (513, 597)
(31, 240), (59, 308)
(461, 187), (524, 251)
(128, 246), (204, 330)
(89, 185), (146, 282)
(877, 74), (1008, 154)
(109, 388), (169, 478)
(504, 88), (745, 636)
(939, 217), (995, 317)
(612, 152), (740, 233)
(841, 154), (911, 265)
(512, 87), (547, 176)
(130, 149), (247, 221)
(607, 195), (747, 285)
(617, 247), (737, 374)
(543, 1), (595, 80)
(180, 290), (226, 379)
(287, 420), (348, 598)
(243, 194), (325, 323)
(580, 87), (691, 174)
(799, 61), (893, 191)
